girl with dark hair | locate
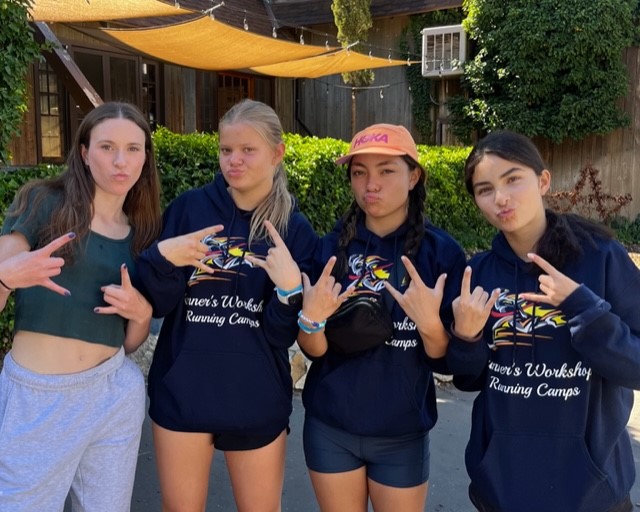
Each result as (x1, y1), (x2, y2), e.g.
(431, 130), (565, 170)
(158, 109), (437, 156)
(137, 99), (316, 511)
(296, 124), (466, 511)
(0, 101), (162, 511)
(447, 130), (640, 512)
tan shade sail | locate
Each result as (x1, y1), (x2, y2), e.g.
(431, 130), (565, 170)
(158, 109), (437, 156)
(102, 16), (336, 70)
(29, 0), (191, 22)
(251, 49), (416, 79)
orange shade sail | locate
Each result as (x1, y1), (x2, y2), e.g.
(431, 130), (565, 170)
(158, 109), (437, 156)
(102, 16), (336, 70)
(251, 49), (417, 79)
(29, 0), (191, 22)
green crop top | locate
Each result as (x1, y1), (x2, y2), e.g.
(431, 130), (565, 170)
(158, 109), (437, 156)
(2, 192), (136, 348)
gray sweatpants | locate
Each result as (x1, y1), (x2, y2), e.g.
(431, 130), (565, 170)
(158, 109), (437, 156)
(0, 347), (145, 512)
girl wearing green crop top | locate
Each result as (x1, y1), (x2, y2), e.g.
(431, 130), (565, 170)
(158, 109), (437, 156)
(0, 102), (161, 512)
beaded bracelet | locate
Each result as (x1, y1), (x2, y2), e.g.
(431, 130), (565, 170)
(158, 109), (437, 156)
(0, 277), (13, 293)
(297, 317), (325, 334)
(297, 310), (326, 329)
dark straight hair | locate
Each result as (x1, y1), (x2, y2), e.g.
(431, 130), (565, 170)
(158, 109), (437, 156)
(464, 130), (612, 270)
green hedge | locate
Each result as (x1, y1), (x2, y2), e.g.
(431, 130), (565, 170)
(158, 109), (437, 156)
(0, 129), (485, 355)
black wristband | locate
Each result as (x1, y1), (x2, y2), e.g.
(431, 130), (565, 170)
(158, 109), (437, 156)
(0, 277), (13, 292)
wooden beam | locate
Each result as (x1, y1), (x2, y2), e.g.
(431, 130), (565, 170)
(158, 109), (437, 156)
(32, 22), (103, 113)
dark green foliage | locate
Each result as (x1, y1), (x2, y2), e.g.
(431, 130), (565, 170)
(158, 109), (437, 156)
(611, 215), (640, 248)
(0, 0), (44, 164)
(283, 133), (352, 236)
(449, 0), (635, 143)
(421, 145), (496, 250)
(152, 127), (220, 209)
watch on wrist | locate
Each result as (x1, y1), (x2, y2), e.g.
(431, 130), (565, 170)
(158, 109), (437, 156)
(277, 289), (303, 306)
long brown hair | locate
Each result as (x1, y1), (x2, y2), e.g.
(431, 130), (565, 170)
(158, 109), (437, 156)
(8, 102), (162, 259)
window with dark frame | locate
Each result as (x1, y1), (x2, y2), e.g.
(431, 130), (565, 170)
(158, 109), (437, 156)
(37, 62), (66, 161)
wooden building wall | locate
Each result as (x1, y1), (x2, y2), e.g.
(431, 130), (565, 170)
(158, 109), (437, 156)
(535, 47), (640, 219)
(275, 78), (296, 133)
(294, 17), (415, 142)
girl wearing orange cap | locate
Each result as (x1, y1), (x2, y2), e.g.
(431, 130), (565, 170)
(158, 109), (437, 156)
(296, 124), (466, 511)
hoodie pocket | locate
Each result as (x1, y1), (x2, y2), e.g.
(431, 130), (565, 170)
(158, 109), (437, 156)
(312, 359), (422, 436)
(470, 432), (616, 512)
(160, 349), (290, 432)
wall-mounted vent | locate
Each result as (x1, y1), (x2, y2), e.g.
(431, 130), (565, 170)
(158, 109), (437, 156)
(421, 24), (466, 77)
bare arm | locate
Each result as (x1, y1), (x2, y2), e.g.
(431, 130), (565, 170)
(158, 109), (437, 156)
(0, 232), (75, 312)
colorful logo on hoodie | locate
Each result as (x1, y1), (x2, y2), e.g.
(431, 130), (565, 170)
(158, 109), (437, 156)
(189, 235), (259, 284)
(345, 253), (394, 293)
(489, 290), (566, 349)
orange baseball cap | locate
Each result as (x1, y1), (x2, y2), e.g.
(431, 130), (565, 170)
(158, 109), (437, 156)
(335, 123), (421, 167)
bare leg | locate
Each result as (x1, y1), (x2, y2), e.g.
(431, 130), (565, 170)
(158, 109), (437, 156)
(225, 430), (287, 512)
(368, 479), (428, 512)
(152, 422), (215, 512)
(308, 467), (369, 512)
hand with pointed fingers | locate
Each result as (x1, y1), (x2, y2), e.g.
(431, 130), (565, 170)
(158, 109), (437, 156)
(158, 224), (224, 273)
(244, 220), (302, 291)
(95, 263), (152, 323)
(518, 253), (579, 306)
(452, 266), (500, 341)
(384, 255), (447, 331)
(0, 232), (75, 296)
(300, 256), (354, 323)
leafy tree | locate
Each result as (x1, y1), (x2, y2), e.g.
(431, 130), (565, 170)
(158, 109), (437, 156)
(0, 0), (43, 164)
(448, 0), (636, 143)
(331, 0), (374, 134)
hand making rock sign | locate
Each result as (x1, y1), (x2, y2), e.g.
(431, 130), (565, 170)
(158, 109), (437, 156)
(244, 219), (302, 292)
(0, 231), (76, 297)
(451, 265), (500, 341)
(157, 223), (224, 273)
(385, 254), (449, 357)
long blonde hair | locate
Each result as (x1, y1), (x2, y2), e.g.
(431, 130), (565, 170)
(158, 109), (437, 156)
(219, 99), (294, 246)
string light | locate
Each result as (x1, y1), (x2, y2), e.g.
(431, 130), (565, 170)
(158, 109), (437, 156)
(379, 89), (384, 99)
(194, 2), (422, 64)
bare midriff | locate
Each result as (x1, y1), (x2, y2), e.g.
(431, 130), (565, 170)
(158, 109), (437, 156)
(10, 331), (119, 374)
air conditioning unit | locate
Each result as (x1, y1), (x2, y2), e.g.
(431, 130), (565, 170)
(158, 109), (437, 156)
(421, 24), (466, 77)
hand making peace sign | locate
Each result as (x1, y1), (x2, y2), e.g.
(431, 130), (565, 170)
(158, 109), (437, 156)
(452, 266), (500, 341)
(519, 252), (579, 306)
(158, 224), (224, 273)
(244, 220), (302, 292)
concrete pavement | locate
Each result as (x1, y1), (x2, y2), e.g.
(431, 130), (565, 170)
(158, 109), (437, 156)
(125, 385), (640, 511)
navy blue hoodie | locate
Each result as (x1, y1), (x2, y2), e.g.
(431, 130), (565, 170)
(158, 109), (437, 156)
(138, 173), (317, 436)
(302, 219), (465, 437)
(447, 232), (640, 512)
